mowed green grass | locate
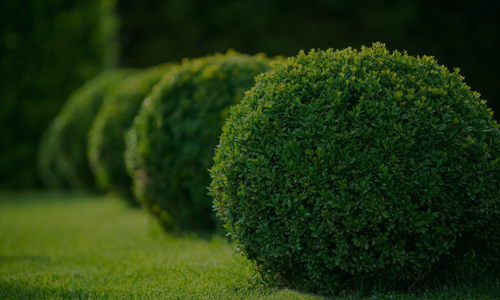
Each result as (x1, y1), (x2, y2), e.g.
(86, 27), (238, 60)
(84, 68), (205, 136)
(1, 192), (499, 300)
(0, 192), (323, 300)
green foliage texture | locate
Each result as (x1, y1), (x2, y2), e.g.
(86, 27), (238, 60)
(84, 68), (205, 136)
(209, 43), (500, 295)
(125, 51), (271, 232)
(0, 0), (118, 189)
(38, 70), (133, 190)
(88, 64), (174, 205)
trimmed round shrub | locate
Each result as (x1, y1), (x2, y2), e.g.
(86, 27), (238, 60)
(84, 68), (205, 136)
(125, 51), (271, 232)
(38, 70), (134, 190)
(88, 63), (174, 205)
(209, 43), (500, 294)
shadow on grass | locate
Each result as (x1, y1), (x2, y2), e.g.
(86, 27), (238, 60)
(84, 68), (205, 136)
(0, 284), (91, 300)
(0, 254), (51, 265)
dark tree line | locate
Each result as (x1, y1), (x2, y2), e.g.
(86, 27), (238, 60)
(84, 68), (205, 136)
(118, 0), (500, 116)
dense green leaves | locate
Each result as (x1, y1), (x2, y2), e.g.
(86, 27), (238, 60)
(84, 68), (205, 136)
(209, 43), (500, 295)
(125, 51), (271, 232)
(38, 70), (134, 190)
(88, 64), (174, 205)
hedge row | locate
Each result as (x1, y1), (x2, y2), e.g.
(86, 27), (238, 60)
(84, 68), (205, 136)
(38, 51), (271, 225)
(88, 63), (175, 205)
(37, 45), (500, 296)
(38, 70), (134, 190)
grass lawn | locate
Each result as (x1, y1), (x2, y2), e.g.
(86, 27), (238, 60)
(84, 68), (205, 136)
(0, 192), (499, 299)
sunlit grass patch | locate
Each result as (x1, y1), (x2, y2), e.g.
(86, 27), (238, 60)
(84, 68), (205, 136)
(0, 192), (498, 299)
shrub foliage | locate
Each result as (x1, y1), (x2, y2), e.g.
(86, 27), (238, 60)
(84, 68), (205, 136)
(209, 43), (500, 294)
(125, 51), (271, 232)
(38, 70), (133, 190)
(88, 64), (174, 204)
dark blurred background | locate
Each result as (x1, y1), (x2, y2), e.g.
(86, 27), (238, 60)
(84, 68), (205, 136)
(1, 0), (499, 189)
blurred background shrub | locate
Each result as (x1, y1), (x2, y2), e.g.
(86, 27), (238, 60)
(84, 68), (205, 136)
(1, 0), (499, 189)
(125, 51), (271, 232)
(87, 64), (174, 205)
(0, 0), (118, 189)
(38, 70), (134, 190)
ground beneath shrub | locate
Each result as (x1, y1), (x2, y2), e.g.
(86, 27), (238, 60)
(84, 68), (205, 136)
(0, 191), (498, 299)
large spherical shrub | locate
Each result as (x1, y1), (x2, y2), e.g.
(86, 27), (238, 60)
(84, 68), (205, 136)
(209, 43), (500, 294)
(125, 51), (271, 232)
(38, 70), (134, 190)
(87, 64), (174, 204)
